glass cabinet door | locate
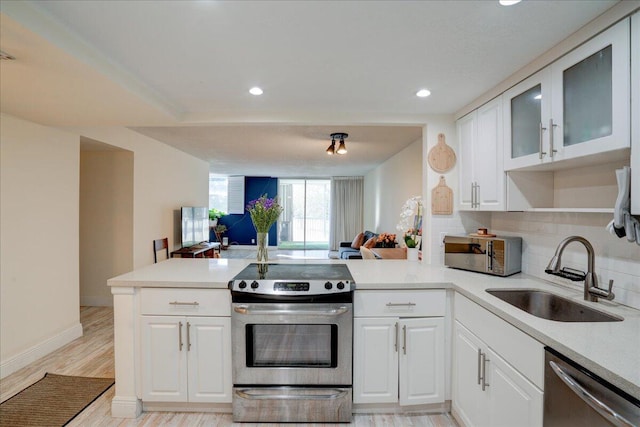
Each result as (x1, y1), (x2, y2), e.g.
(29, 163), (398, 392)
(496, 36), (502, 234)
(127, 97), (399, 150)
(551, 17), (630, 161)
(510, 84), (542, 158)
(562, 45), (612, 147)
(503, 68), (551, 171)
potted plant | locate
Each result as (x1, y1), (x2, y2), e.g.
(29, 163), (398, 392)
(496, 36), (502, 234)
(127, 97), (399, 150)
(214, 224), (228, 249)
(209, 208), (226, 227)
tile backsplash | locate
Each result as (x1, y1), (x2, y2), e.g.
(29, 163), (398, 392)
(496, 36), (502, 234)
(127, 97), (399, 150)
(431, 211), (640, 310)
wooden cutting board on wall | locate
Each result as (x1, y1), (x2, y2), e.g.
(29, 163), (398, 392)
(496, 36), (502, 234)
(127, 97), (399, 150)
(432, 176), (453, 215)
(427, 133), (456, 173)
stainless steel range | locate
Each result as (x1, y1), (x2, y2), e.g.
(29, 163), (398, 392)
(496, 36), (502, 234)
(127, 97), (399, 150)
(229, 263), (354, 423)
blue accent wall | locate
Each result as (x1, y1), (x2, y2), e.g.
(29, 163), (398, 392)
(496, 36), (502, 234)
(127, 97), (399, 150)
(211, 177), (279, 246)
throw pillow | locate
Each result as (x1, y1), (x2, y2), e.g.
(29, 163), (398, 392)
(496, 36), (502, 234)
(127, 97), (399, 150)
(363, 237), (377, 249)
(351, 232), (365, 249)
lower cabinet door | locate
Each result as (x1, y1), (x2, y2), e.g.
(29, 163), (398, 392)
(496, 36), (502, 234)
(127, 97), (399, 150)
(452, 321), (487, 427)
(399, 317), (445, 406)
(187, 316), (232, 403)
(486, 347), (543, 427)
(141, 316), (188, 402)
(353, 317), (398, 404)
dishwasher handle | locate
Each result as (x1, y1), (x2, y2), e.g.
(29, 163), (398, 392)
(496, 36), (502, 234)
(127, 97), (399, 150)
(549, 360), (636, 427)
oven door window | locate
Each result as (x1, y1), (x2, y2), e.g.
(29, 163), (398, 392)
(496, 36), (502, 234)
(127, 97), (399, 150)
(246, 324), (338, 368)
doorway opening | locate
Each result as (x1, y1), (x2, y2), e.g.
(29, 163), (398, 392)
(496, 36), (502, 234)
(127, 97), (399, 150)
(278, 179), (330, 250)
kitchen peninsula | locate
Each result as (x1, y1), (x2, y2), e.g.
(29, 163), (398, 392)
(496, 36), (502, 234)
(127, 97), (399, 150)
(108, 258), (640, 421)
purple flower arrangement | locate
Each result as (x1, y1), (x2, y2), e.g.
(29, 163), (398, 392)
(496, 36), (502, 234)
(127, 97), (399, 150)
(246, 194), (284, 233)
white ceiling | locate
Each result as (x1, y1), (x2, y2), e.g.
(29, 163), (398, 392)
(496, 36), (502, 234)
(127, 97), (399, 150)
(0, 0), (618, 176)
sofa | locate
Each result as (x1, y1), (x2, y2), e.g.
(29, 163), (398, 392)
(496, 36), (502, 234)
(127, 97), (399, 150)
(338, 230), (378, 259)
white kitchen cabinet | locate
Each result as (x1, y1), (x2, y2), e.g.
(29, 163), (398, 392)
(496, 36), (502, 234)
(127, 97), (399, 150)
(632, 12), (640, 215)
(353, 290), (445, 407)
(504, 17), (630, 172)
(139, 288), (232, 404)
(452, 293), (544, 427)
(453, 322), (543, 427)
(141, 316), (187, 402)
(141, 316), (232, 403)
(457, 96), (505, 211)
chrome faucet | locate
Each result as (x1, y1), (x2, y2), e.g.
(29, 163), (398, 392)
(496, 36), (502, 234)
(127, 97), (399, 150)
(545, 236), (614, 302)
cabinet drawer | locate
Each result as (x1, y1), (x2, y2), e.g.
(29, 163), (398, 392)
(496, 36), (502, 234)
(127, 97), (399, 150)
(354, 290), (445, 317)
(140, 288), (230, 316)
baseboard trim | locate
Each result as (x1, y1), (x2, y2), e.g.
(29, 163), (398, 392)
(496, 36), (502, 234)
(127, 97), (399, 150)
(143, 402), (232, 413)
(80, 295), (114, 307)
(0, 322), (83, 379)
(111, 396), (142, 418)
(353, 400), (450, 414)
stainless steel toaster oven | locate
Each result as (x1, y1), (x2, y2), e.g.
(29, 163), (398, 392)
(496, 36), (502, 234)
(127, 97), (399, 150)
(444, 235), (522, 276)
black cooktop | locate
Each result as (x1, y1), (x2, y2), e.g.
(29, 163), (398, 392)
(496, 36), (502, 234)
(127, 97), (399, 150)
(233, 263), (354, 282)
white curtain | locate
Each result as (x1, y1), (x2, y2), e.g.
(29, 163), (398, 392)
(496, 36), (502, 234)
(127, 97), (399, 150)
(329, 176), (364, 251)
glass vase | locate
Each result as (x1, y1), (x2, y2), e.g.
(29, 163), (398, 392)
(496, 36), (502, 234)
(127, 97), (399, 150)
(256, 232), (269, 263)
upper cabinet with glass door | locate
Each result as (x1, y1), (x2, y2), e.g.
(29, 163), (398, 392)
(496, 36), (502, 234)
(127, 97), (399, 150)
(504, 18), (630, 171)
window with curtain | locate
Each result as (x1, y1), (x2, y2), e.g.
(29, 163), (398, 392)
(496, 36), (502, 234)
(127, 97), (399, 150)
(329, 177), (364, 251)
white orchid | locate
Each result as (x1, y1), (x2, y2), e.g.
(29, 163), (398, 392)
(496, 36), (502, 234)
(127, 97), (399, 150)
(396, 196), (423, 248)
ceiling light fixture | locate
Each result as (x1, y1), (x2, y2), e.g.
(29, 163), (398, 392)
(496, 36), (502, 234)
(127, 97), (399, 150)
(499, 0), (522, 5)
(327, 133), (348, 155)
(249, 87), (263, 95)
(326, 136), (336, 155)
(416, 89), (431, 98)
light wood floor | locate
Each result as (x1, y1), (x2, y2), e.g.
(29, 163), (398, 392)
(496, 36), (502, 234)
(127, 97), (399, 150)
(0, 307), (459, 427)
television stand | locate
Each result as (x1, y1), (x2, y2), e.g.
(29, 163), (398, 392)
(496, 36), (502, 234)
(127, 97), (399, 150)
(171, 242), (221, 258)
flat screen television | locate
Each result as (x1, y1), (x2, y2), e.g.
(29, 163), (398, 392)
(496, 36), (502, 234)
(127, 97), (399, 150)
(181, 207), (209, 248)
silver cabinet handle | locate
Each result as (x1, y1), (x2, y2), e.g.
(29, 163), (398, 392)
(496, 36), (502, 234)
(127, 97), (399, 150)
(234, 305), (349, 316)
(470, 182), (480, 208)
(471, 182), (475, 208)
(549, 361), (635, 427)
(539, 121), (547, 159)
(186, 321), (191, 351)
(394, 322), (399, 353)
(481, 352), (490, 391)
(386, 302), (416, 307)
(470, 182), (479, 208)
(549, 118), (558, 158)
(178, 321), (183, 351)
(402, 325), (407, 355)
(169, 301), (199, 306)
(477, 348), (482, 385)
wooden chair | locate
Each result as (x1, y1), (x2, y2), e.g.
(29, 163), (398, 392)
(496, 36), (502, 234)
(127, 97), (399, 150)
(360, 246), (377, 260)
(153, 238), (169, 263)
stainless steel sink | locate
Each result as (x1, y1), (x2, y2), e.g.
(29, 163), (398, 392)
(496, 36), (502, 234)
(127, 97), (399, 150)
(485, 289), (623, 322)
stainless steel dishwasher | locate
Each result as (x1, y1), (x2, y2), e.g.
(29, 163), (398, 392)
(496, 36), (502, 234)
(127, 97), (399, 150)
(544, 347), (640, 427)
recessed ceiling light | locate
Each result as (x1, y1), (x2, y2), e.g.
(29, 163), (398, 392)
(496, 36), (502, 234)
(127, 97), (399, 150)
(416, 89), (431, 98)
(499, 0), (522, 5)
(249, 87), (263, 96)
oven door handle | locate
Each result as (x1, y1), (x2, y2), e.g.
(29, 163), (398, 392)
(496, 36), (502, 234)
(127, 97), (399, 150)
(549, 361), (635, 427)
(233, 305), (350, 316)
(235, 388), (349, 400)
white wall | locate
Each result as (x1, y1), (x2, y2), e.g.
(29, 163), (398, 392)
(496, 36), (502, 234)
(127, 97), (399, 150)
(1, 116), (209, 378)
(1, 114), (82, 376)
(80, 149), (134, 307)
(70, 127), (209, 268)
(364, 138), (422, 234)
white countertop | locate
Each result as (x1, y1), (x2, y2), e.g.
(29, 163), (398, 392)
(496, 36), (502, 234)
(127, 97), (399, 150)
(108, 258), (640, 399)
